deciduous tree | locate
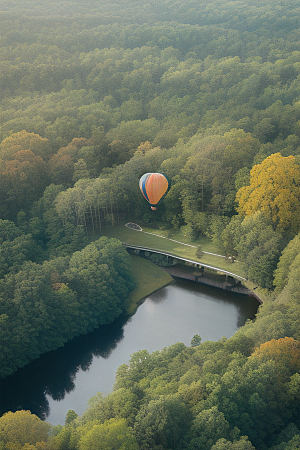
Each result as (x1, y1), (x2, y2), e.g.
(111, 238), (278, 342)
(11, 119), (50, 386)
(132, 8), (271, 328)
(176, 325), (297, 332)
(0, 411), (51, 447)
(236, 153), (300, 235)
(78, 418), (138, 450)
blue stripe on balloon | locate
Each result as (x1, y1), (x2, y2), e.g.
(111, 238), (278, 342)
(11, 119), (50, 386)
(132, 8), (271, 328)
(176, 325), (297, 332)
(142, 176), (150, 202)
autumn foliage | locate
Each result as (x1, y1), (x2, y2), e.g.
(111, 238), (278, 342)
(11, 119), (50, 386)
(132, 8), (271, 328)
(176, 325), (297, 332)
(2, 1), (300, 448)
(0, 410), (51, 448)
(236, 153), (300, 234)
(0, 130), (51, 161)
(251, 337), (300, 374)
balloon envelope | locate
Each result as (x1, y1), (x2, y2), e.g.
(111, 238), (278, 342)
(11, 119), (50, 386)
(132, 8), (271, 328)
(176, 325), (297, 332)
(139, 173), (168, 210)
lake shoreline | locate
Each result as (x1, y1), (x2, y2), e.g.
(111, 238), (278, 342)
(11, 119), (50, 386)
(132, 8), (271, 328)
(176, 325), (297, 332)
(1, 278), (260, 425)
(162, 264), (263, 304)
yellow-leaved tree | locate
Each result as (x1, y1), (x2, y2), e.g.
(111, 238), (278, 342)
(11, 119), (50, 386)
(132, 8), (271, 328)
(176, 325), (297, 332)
(250, 337), (300, 376)
(0, 410), (51, 448)
(236, 152), (300, 234)
(0, 130), (52, 161)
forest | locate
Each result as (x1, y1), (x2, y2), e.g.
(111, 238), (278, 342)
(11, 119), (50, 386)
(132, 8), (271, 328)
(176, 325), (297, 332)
(1, 0), (300, 448)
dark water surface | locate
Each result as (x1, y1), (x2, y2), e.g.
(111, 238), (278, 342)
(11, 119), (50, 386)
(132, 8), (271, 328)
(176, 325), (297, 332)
(0, 280), (259, 425)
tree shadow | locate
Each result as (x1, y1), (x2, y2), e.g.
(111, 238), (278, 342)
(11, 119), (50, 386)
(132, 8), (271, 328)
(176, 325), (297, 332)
(0, 315), (128, 420)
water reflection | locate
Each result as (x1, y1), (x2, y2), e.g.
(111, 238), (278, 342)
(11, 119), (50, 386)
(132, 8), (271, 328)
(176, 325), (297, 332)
(0, 317), (127, 420)
(0, 280), (259, 424)
(149, 287), (168, 303)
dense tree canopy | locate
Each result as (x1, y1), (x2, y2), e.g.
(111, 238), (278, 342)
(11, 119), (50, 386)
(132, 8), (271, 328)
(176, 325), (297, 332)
(2, 0), (300, 448)
(0, 236), (134, 378)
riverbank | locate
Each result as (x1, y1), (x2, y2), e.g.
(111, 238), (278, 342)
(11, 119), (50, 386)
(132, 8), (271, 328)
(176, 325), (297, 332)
(125, 255), (173, 315)
(163, 264), (262, 303)
(99, 225), (246, 278)
(97, 225), (266, 305)
(1, 234), (261, 424)
(3, 277), (258, 427)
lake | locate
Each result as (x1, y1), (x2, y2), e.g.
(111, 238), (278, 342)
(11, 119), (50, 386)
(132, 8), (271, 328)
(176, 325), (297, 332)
(0, 279), (259, 425)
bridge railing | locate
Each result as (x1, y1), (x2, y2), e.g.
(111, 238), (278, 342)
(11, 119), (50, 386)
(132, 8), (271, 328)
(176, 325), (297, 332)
(123, 243), (246, 281)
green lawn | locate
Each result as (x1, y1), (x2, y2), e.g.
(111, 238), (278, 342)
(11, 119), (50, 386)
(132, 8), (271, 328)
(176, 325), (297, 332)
(124, 255), (173, 315)
(93, 225), (265, 314)
(99, 225), (246, 278)
(142, 227), (222, 253)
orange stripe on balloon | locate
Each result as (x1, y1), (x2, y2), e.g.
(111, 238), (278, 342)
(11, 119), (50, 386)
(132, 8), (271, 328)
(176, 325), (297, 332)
(145, 173), (168, 205)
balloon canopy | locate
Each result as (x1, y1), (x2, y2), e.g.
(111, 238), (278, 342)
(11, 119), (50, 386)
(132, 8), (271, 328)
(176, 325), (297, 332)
(139, 173), (169, 210)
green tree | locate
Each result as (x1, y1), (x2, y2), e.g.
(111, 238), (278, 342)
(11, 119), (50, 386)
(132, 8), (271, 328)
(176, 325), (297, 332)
(235, 212), (283, 288)
(72, 159), (90, 182)
(134, 395), (190, 450)
(0, 233), (40, 278)
(186, 407), (231, 450)
(81, 388), (138, 427)
(273, 233), (300, 292)
(220, 215), (243, 257)
(78, 418), (138, 450)
(191, 335), (202, 347)
(65, 410), (78, 426)
(211, 436), (257, 450)
(68, 237), (134, 326)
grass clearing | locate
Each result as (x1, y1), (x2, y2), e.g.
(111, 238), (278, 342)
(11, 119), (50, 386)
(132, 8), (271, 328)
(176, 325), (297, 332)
(99, 225), (246, 278)
(142, 227), (221, 253)
(124, 255), (173, 315)
(94, 225), (251, 314)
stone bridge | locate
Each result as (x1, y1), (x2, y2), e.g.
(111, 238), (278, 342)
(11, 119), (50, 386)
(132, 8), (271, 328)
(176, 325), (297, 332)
(124, 244), (245, 282)
(124, 244), (262, 302)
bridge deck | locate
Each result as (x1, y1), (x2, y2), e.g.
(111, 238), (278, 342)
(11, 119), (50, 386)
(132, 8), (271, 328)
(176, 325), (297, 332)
(164, 266), (255, 296)
(124, 243), (246, 281)
(124, 243), (263, 303)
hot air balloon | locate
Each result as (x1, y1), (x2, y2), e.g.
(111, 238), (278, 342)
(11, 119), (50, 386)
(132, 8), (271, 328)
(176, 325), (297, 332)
(139, 173), (168, 210)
